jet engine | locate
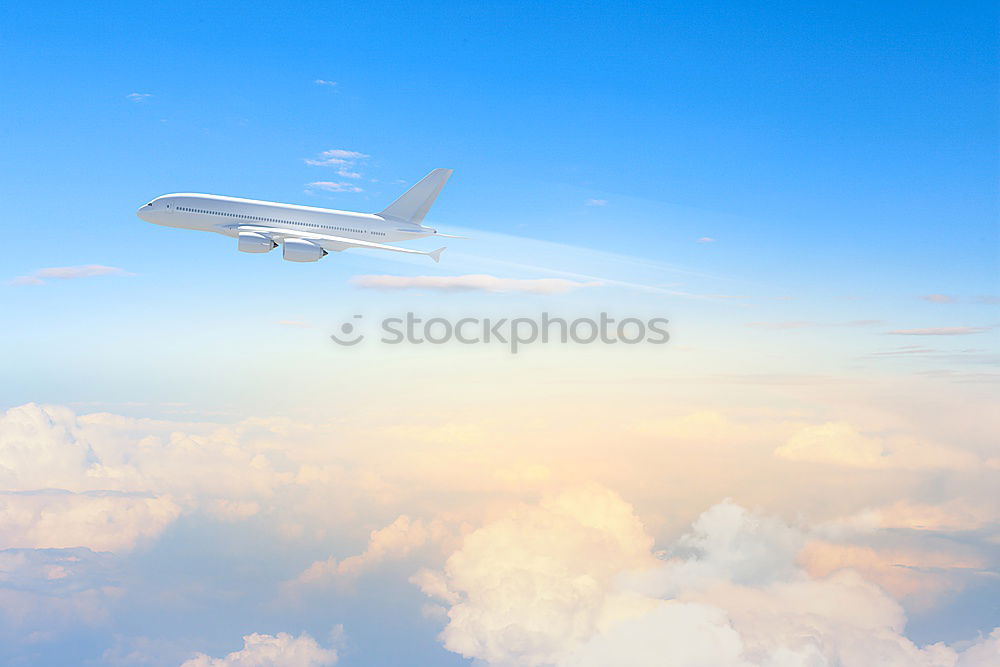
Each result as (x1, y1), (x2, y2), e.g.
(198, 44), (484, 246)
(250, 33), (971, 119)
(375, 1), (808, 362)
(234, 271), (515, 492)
(282, 238), (327, 262)
(238, 232), (277, 253)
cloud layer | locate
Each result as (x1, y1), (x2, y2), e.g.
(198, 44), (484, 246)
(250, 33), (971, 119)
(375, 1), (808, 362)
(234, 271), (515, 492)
(417, 486), (999, 666)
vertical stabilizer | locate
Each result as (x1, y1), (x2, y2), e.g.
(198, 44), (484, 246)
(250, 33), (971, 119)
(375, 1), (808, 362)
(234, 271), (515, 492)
(379, 168), (452, 225)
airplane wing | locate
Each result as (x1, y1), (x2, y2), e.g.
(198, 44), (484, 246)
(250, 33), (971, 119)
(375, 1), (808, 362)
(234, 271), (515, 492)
(237, 225), (445, 262)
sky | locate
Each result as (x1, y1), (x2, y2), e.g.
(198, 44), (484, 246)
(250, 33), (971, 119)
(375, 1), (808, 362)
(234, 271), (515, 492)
(1, 1), (998, 665)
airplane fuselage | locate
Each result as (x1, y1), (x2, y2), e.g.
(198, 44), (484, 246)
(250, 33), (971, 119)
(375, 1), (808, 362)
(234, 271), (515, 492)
(138, 193), (436, 243)
(137, 168), (454, 263)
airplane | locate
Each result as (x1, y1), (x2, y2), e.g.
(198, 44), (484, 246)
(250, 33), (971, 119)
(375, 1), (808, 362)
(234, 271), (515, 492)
(137, 168), (459, 263)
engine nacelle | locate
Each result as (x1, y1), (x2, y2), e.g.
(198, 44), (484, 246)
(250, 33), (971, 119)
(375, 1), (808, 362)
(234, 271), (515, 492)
(238, 232), (276, 253)
(282, 238), (327, 262)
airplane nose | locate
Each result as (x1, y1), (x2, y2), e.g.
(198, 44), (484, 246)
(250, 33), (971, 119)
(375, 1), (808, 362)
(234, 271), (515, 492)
(137, 203), (154, 221)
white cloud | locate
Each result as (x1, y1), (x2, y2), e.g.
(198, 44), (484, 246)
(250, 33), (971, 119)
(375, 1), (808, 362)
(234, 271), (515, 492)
(181, 631), (339, 667)
(11, 265), (133, 286)
(314, 79), (337, 87)
(415, 485), (657, 666)
(886, 327), (990, 336)
(0, 403), (293, 552)
(697, 237), (716, 243)
(0, 492), (180, 551)
(351, 274), (603, 294)
(304, 149), (370, 185)
(418, 486), (1000, 667)
(584, 199), (608, 207)
(306, 181), (363, 193)
(304, 149), (369, 167)
(774, 422), (979, 470)
(291, 515), (449, 590)
(126, 93), (151, 102)
(922, 294), (957, 304)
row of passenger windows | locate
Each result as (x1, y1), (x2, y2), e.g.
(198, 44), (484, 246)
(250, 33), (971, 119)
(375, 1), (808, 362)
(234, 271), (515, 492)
(175, 206), (387, 237)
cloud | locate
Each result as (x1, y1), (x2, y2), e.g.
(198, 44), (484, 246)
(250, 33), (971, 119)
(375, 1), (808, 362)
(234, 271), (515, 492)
(0, 403), (294, 552)
(0, 492), (180, 551)
(697, 237), (716, 243)
(748, 320), (884, 330)
(305, 181), (363, 193)
(304, 149), (369, 167)
(885, 327), (991, 336)
(11, 265), (133, 286)
(774, 421), (979, 470)
(291, 515), (449, 590)
(747, 320), (816, 330)
(305, 149), (369, 187)
(126, 93), (151, 102)
(922, 294), (957, 303)
(351, 274), (603, 294)
(975, 296), (1000, 305)
(584, 199), (608, 207)
(0, 548), (121, 638)
(417, 486), (1000, 667)
(314, 79), (337, 87)
(181, 631), (339, 667)
(2, 399), (997, 660)
(414, 485), (656, 666)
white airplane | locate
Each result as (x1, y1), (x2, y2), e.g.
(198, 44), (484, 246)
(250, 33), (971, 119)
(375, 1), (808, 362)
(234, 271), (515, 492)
(137, 168), (458, 263)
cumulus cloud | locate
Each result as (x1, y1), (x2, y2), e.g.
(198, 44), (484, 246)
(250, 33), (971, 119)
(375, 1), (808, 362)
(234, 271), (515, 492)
(774, 421), (979, 470)
(417, 486), (1000, 667)
(126, 93), (151, 102)
(351, 274), (603, 294)
(291, 515), (449, 590)
(886, 327), (991, 336)
(314, 79), (337, 87)
(0, 492), (180, 551)
(0, 403), (293, 552)
(306, 181), (363, 193)
(181, 631), (339, 667)
(414, 485), (657, 665)
(11, 265), (133, 286)
(2, 400), (996, 661)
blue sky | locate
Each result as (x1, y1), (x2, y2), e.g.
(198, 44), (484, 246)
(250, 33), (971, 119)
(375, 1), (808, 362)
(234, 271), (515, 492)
(2, 0), (997, 413)
(1, 2), (999, 666)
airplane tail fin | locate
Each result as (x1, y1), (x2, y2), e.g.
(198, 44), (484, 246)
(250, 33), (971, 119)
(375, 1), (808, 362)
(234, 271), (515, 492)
(379, 168), (452, 225)
(428, 247), (445, 263)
